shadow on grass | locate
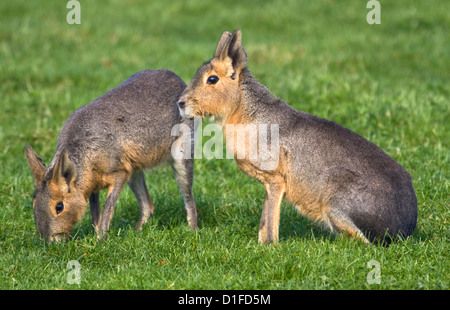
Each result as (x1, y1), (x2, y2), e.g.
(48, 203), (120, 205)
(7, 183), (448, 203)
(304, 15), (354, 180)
(67, 193), (430, 248)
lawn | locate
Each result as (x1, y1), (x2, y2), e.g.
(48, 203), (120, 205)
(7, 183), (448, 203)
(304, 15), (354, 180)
(0, 0), (448, 290)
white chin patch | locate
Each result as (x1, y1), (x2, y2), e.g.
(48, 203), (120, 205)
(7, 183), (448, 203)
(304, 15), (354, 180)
(178, 108), (186, 118)
(179, 106), (195, 120)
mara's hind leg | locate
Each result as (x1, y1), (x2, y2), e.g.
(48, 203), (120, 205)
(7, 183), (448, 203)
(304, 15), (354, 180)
(327, 210), (370, 244)
(89, 192), (101, 235)
(170, 130), (198, 230)
(128, 171), (155, 230)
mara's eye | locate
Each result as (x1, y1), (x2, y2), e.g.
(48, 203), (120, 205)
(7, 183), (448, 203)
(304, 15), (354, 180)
(55, 202), (64, 215)
(206, 75), (219, 85)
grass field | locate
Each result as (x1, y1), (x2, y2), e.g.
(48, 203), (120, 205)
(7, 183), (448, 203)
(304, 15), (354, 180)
(0, 0), (448, 290)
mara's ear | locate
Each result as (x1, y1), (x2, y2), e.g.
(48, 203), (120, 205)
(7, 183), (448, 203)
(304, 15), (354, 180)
(52, 150), (77, 193)
(218, 30), (248, 79)
(25, 145), (47, 185)
(214, 31), (232, 58)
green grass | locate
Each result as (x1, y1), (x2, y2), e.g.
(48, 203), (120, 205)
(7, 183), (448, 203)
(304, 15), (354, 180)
(0, 0), (448, 290)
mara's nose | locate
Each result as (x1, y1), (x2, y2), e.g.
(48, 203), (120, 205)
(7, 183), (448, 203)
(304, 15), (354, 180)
(177, 101), (186, 109)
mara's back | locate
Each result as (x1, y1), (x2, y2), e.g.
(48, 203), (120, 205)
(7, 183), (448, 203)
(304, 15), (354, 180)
(176, 29), (417, 244)
(56, 70), (187, 170)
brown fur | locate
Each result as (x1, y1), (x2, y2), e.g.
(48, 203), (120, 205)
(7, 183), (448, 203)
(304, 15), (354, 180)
(177, 31), (417, 245)
(26, 70), (197, 242)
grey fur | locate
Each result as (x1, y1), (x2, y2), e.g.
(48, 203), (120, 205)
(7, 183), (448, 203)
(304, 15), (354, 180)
(240, 70), (417, 244)
(26, 69), (197, 242)
(178, 30), (417, 245)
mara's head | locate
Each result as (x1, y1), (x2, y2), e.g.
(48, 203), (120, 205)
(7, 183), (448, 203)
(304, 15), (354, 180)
(177, 30), (248, 123)
(25, 146), (86, 242)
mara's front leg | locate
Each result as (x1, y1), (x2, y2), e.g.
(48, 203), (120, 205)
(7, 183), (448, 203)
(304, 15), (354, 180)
(258, 182), (286, 244)
(98, 172), (129, 240)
